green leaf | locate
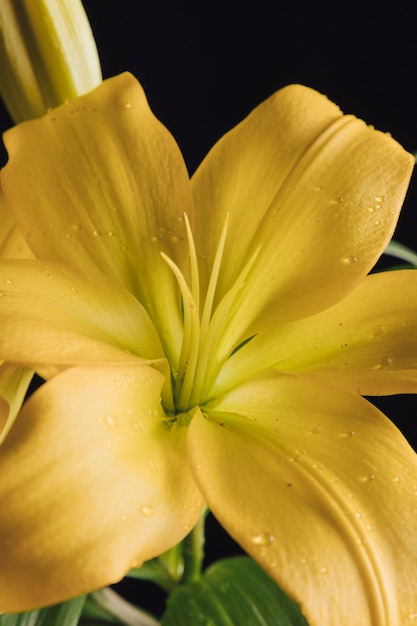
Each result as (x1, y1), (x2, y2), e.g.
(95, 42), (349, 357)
(0, 595), (86, 626)
(161, 556), (309, 626)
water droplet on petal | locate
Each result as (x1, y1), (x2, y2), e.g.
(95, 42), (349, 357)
(373, 325), (385, 338)
(340, 430), (355, 438)
(341, 256), (357, 265)
(250, 532), (275, 546)
(104, 415), (116, 428)
(140, 505), (154, 517)
(379, 357), (392, 369)
(359, 473), (375, 483)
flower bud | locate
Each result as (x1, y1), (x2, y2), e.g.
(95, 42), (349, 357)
(0, 0), (102, 123)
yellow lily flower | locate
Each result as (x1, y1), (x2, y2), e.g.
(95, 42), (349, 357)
(0, 73), (417, 625)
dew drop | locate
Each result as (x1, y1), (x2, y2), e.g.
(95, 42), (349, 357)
(140, 505), (154, 517)
(341, 255), (357, 265)
(319, 566), (328, 574)
(375, 195), (385, 203)
(373, 325), (385, 338)
(0, 290), (7, 296)
(250, 532), (275, 546)
(379, 357), (392, 369)
(104, 415), (116, 428)
(107, 231), (116, 237)
(124, 102), (134, 109)
(310, 426), (320, 435)
(340, 430), (355, 438)
(359, 473), (375, 483)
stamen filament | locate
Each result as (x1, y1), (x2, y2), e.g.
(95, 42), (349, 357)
(184, 213), (200, 308)
(200, 213), (229, 337)
(190, 245), (261, 405)
(160, 252), (200, 411)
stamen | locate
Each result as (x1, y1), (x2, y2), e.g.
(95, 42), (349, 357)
(190, 245), (261, 406)
(184, 213), (200, 308)
(200, 213), (229, 337)
(160, 252), (200, 410)
(161, 213), (260, 413)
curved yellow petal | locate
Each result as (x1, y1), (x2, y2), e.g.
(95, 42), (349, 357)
(189, 373), (417, 626)
(0, 364), (204, 612)
(0, 363), (33, 444)
(213, 269), (417, 397)
(192, 85), (413, 353)
(1, 72), (193, 364)
(274, 269), (417, 395)
(0, 190), (32, 259)
(0, 259), (163, 367)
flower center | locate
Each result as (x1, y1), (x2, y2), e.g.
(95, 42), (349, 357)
(162, 213), (259, 414)
(161, 213), (228, 412)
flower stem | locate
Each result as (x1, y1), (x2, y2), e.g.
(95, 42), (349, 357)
(181, 509), (208, 584)
(89, 588), (160, 626)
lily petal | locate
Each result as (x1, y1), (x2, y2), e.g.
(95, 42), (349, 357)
(0, 259), (163, 367)
(0, 362), (33, 444)
(213, 269), (417, 397)
(1, 72), (193, 364)
(188, 373), (417, 626)
(0, 190), (32, 259)
(192, 85), (413, 352)
(0, 364), (204, 612)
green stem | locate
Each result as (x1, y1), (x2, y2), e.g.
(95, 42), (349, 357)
(181, 509), (208, 584)
(89, 588), (160, 626)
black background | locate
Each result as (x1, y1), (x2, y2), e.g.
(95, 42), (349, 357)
(1, 0), (417, 617)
